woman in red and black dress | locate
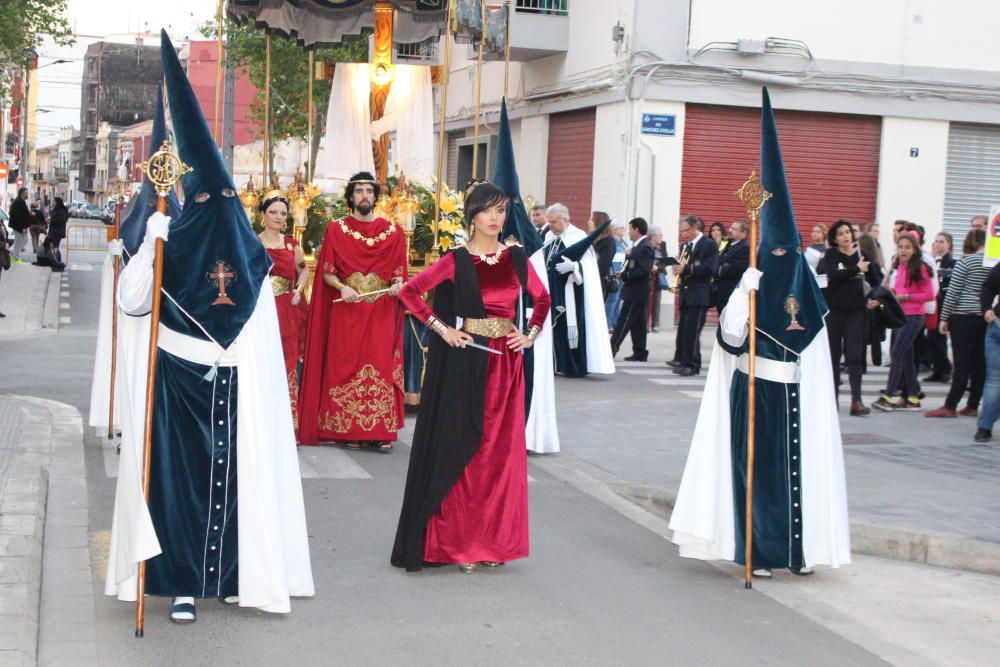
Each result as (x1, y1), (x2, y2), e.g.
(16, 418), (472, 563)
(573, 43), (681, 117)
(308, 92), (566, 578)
(258, 191), (309, 427)
(392, 181), (551, 573)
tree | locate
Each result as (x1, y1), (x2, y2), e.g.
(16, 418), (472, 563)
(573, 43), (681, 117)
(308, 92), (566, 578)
(201, 19), (369, 145)
(0, 0), (74, 66)
(0, 0), (75, 104)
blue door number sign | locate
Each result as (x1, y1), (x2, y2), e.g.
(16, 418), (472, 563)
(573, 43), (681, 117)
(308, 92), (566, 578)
(641, 114), (676, 136)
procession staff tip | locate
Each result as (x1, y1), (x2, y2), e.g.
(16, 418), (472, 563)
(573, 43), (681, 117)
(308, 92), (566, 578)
(134, 135), (191, 638)
(734, 168), (771, 590)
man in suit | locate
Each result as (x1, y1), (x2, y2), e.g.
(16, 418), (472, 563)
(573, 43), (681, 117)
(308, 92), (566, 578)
(714, 221), (750, 312)
(611, 217), (655, 361)
(668, 214), (717, 376)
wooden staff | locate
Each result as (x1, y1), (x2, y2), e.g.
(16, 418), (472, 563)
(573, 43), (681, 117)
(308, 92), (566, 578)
(734, 171), (771, 590)
(107, 190), (124, 440)
(503, 1), (512, 99)
(134, 141), (191, 637)
(213, 0), (225, 145)
(432, 0), (456, 251)
(471, 0), (487, 177)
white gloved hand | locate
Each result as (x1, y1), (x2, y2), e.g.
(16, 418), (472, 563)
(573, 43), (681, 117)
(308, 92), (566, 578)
(555, 257), (576, 275)
(107, 239), (123, 257)
(144, 212), (170, 244)
(738, 267), (763, 294)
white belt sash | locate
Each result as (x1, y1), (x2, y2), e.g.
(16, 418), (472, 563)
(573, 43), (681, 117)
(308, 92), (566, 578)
(737, 353), (800, 384)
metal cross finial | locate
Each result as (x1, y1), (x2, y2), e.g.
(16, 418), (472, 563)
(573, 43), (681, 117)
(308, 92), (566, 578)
(139, 140), (192, 197)
(735, 170), (772, 221)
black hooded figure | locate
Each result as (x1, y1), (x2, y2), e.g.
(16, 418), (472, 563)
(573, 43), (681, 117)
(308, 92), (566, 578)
(108, 30), (313, 623)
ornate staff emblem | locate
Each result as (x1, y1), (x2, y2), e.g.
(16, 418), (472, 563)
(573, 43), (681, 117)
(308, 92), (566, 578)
(139, 140), (192, 196)
(784, 295), (805, 331)
(207, 260), (237, 306)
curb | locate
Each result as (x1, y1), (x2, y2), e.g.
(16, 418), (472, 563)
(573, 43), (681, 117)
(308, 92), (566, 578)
(0, 396), (97, 667)
(42, 269), (62, 332)
(613, 483), (1000, 577)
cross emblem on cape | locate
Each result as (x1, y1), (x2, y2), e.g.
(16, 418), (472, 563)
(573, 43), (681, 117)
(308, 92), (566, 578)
(207, 260), (236, 306)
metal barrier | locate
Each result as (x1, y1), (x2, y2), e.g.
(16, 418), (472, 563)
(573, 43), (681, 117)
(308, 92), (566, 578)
(65, 223), (111, 263)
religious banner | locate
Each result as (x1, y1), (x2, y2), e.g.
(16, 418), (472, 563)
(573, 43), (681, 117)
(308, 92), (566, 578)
(454, 0), (484, 43)
(484, 4), (508, 56)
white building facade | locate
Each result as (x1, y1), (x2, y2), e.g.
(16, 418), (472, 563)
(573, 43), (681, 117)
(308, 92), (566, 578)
(435, 0), (1000, 259)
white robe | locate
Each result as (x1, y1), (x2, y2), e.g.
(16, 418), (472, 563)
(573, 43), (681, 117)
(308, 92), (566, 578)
(526, 250), (561, 454)
(542, 226), (615, 375)
(669, 288), (851, 569)
(104, 245), (315, 612)
(88, 255), (119, 434)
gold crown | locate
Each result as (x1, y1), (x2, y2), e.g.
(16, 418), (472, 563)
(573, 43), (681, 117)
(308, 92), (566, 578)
(261, 188), (287, 204)
(464, 178), (489, 201)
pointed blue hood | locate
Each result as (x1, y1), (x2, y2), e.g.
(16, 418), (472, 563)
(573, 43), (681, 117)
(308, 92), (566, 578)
(756, 87), (827, 354)
(494, 99), (542, 256)
(158, 30), (270, 349)
(120, 85), (181, 263)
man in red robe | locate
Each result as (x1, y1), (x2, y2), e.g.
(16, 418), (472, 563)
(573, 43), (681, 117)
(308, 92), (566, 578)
(298, 172), (407, 450)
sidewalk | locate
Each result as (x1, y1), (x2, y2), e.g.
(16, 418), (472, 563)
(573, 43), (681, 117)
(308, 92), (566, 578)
(0, 262), (60, 341)
(555, 304), (1000, 576)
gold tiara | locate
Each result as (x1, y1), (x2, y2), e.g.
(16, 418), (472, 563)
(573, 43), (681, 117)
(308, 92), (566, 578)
(348, 177), (377, 185)
(464, 178), (489, 201)
(261, 188), (287, 204)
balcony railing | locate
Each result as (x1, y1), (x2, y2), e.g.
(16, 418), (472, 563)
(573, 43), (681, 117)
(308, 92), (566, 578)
(483, 1), (569, 62)
(515, 0), (568, 16)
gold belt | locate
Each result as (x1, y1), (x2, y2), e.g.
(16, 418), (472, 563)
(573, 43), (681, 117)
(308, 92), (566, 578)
(462, 317), (514, 338)
(271, 275), (294, 297)
(343, 272), (389, 303)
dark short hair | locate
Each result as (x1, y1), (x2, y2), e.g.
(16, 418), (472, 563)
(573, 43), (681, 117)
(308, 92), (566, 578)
(464, 181), (507, 228)
(827, 219), (855, 247)
(681, 214), (704, 232)
(531, 204), (546, 213)
(343, 172), (380, 211)
(628, 217), (648, 236)
(730, 221), (749, 235)
(17, 187), (27, 197)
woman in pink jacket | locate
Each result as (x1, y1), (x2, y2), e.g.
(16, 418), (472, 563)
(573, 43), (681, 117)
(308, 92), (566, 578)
(871, 232), (936, 412)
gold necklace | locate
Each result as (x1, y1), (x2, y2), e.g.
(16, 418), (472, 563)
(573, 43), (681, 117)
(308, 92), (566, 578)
(339, 218), (397, 247)
(467, 243), (505, 266)
(258, 232), (284, 250)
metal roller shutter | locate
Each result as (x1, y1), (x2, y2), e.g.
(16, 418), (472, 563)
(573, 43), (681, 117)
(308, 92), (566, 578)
(942, 122), (1000, 250)
(680, 104), (881, 245)
(546, 107), (596, 229)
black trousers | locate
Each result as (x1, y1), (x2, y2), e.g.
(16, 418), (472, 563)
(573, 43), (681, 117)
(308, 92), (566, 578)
(945, 314), (986, 410)
(926, 328), (951, 377)
(611, 299), (648, 358)
(677, 305), (707, 370)
(827, 309), (866, 403)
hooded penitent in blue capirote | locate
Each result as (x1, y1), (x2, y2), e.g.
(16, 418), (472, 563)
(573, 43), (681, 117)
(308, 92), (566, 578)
(669, 88), (851, 572)
(104, 30), (313, 614)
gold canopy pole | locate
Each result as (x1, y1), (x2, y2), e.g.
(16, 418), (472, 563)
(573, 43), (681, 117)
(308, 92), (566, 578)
(471, 0), (487, 177)
(307, 50), (314, 183)
(134, 141), (192, 637)
(263, 32), (272, 183)
(432, 0), (456, 251)
(734, 170), (772, 590)
(214, 0), (225, 144)
(503, 1), (511, 99)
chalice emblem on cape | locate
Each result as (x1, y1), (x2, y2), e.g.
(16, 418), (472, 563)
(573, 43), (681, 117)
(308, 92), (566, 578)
(784, 295), (805, 331)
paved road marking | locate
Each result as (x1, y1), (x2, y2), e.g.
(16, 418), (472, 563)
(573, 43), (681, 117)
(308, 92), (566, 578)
(679, 391), (704, 399)
(58, 316), (71, 324)
(68, 263), (93, 271)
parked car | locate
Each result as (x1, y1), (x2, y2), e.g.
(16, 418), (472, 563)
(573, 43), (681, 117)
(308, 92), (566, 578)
(81, 204), (104, 220)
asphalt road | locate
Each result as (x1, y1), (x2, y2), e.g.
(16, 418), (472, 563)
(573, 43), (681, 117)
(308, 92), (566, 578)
(4, 250), (993, 666)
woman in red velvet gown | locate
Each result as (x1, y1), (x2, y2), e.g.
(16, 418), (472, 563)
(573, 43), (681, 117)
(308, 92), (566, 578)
(258, 192), (309, 427)
(392, 181), (551, 573)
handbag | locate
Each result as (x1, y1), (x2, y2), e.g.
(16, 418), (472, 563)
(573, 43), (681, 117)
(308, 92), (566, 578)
(603, 274), (620, 293)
